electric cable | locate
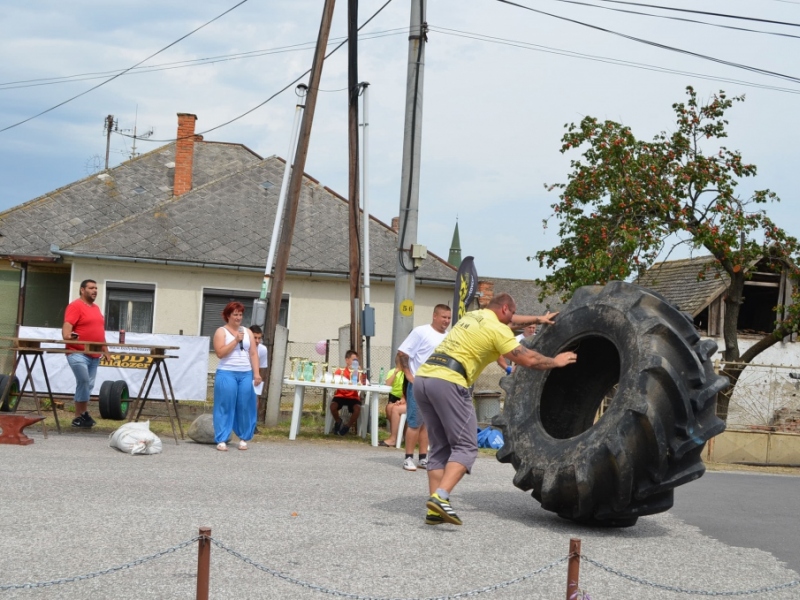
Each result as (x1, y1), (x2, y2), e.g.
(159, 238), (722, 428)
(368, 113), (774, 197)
(117, 0), (396, 143)
(0, 29), (409, 91)
(542, 0), (800, 39)
(0, 0), (251, 133)
(590, 0), (800, 27)
(429, 25), (800, 95)
(495, 0), (800, 85)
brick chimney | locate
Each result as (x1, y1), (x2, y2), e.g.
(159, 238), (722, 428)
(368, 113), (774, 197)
(174, 113), (202, 196)
(391, 216), (400, 232)
(477, 280), (494, 308)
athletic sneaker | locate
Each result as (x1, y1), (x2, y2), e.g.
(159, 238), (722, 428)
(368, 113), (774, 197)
(426, 493), (463, 525)
(338, 424), (350, 436)
(425, 511), (445, 525)
(71, 413), (93, 428)
(332, 421), (342, 435)
(403, 457), (417, 471)
(418, 457), (428, 469)
(82, 412), (96, 426)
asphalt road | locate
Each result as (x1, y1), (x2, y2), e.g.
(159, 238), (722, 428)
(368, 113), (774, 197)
(672, 470), (800, 574)
(1, 432), (799, 599)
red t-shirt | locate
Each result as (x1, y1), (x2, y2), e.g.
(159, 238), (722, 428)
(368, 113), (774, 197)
(64, 300), (107, 358)
(334, 368), (360, 400)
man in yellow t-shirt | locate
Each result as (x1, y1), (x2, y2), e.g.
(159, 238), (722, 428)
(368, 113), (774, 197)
(414, 292), (577, 526)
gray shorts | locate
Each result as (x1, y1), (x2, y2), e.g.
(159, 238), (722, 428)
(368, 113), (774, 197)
(414, 376), (478, 473)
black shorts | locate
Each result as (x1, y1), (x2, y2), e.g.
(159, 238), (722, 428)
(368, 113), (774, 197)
(331, 396), (362, 411)
(388, 394), (402, 404)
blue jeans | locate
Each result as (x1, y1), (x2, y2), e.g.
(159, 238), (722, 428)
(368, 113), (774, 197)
(406, 382), (424, 429)
(213, 369), (257, 444)
(67, 353), (100, 403)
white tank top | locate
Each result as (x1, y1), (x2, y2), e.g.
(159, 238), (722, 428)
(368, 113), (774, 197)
(217, 327), (252, 371)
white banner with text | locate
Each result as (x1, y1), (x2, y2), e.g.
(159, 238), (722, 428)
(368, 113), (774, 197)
(15, 327), (209, 401)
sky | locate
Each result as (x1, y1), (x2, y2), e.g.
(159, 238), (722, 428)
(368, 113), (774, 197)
(1, 0), (799, 281)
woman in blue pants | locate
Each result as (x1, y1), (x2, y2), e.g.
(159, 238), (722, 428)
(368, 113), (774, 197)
(212, 302), (263, 451)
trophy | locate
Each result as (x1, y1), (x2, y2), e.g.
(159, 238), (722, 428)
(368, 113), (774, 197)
(303, 360), (314, 382)
(314, 362), (323, 382)
(322, 363), (332, 383)
(288, 357), (300, 381)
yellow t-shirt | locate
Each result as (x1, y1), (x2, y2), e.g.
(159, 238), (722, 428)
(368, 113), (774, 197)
(385, 368), (405, 397)
(416, 309), (520, 387)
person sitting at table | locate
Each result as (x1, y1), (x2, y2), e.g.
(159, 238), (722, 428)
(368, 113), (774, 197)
(380, 357), (406, 447)
(330, 350), (362, 437)
(212, 302), (262, 451)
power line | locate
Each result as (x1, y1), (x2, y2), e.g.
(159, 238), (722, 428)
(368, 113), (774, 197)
(429, 25), (800, 94)
(0, 29), (409, 91)
(0, 0), (251, 134)
(543, 0), (800, 39)
(590, 0), (800, 27)
(118, 0), (397, 143)
(495, 0), (800, 85)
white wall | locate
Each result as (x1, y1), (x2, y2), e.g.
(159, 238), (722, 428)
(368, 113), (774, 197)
(69, 259), (452, 345)
(711, 335), (800, 426)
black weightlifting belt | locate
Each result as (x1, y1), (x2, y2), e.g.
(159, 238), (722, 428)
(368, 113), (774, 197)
(425, 353), (467, 378)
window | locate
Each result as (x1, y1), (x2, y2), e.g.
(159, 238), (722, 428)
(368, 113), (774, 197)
(22, 267), (71, 328)
(105, 282), (155, 333)
(201, 289), (288, 347)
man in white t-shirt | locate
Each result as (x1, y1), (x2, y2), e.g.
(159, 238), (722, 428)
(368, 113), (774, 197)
(249, 325), (269, 371)
(396, 304), (452, 471)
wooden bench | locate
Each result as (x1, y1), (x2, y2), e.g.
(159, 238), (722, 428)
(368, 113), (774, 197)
(0, 414), (46, 445)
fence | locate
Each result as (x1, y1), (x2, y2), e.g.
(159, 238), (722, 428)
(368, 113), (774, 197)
(717, 361), (800, 432)
(3, 530), (798, 598)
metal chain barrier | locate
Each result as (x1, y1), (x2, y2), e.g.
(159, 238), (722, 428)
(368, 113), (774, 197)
(582, 555), (800, 597)
(210, 536), (568, 600)
(0, 536), (200, 592)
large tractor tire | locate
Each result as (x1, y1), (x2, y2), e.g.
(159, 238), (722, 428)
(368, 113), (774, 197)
(0, 375), (21, 413)
(494, 281), (728, 527)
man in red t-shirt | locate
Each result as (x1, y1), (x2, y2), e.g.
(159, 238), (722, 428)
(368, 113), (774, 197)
(62, 279), (109, 428)
(330, 350), (363, 436)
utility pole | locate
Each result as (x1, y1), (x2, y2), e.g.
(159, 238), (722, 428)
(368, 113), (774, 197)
(391, 0), (427, 358)
(348, 0), (362, 360)
(103, 115), (115, 170)
(360, 82), (375, 378)
(263, 0), (337, 414)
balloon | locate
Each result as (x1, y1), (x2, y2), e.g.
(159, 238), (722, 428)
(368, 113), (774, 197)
(315, 340), (327, 355)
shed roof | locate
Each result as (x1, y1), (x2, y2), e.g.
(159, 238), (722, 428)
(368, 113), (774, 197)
(635, 256), (728, 316)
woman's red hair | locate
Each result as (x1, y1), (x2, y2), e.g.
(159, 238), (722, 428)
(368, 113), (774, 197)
(221, 301), (245, 322)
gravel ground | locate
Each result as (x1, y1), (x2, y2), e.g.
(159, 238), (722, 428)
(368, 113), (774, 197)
(1, 430), (799, 599)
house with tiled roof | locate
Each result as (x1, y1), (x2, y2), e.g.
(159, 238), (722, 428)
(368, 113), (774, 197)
(635, 255), (795, 339)
(0, 113), (456, 372)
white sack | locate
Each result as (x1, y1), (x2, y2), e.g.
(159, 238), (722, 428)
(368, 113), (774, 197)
(109, 421), (162, 455)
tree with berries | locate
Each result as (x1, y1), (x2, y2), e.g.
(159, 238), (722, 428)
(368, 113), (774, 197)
(533, 86), (799, 420)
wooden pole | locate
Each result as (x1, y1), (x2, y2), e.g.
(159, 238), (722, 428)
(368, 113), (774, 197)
(263, 0), (337, 416)
(196, 527), (211, 600)
(566, 537), (581, 600)
(347, 0), (362, 359)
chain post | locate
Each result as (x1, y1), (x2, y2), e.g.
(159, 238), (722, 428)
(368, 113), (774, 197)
(566, 537), (581, 600)
(196, 527), (211, 600)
